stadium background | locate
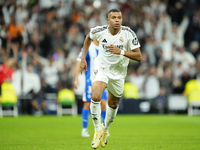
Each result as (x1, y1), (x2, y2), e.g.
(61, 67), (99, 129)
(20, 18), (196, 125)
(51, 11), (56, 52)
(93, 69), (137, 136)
(0, 0), (200, 116)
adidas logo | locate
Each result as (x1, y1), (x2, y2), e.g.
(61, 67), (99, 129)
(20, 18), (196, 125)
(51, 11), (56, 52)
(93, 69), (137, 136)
(102, 39), (107, 43)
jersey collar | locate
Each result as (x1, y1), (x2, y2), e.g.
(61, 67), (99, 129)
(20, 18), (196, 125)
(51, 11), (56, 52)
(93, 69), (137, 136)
(107, 25), (122, 35)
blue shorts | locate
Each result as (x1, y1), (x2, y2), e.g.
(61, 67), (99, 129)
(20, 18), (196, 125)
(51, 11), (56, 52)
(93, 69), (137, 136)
(82, 80), (108, 102)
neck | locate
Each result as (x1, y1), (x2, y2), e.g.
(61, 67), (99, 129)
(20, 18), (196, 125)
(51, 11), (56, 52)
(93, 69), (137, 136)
(109, 26), (120, 35)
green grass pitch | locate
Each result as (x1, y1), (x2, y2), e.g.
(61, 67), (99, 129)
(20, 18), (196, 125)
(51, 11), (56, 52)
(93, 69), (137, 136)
(0, 115), (200, 150)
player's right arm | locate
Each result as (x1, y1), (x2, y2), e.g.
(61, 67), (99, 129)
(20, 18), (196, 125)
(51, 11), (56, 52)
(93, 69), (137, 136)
(80, 33), (92, 74)
(73, 61), (81, 89)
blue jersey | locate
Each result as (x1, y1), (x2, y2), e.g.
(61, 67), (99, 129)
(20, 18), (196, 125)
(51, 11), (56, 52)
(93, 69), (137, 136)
(77, 42), (108, 102)
(77, 42), (99, 82)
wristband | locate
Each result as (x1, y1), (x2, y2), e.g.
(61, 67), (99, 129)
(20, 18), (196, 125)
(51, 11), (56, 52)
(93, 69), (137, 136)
(120, 50), (124, 55)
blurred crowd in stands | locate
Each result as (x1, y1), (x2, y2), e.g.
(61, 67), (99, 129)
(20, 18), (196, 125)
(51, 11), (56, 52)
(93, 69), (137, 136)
(0, 0), (200, 115)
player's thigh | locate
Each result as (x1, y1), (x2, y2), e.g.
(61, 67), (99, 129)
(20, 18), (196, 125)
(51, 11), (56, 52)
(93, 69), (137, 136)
(107, 78), (124, 108)
(92, 81), (107, 101)
(107, 78), (125, 98)
(92, 67), (108, 101)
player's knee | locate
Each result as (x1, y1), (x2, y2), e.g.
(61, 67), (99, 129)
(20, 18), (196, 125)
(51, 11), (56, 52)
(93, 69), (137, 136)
(108, 102), (118, 109)
(92, 94), (101, 102)
(83, 102), (90, 109)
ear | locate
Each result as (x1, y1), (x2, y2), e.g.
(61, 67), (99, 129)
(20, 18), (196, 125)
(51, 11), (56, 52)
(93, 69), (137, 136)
(107, 18), (109, 23)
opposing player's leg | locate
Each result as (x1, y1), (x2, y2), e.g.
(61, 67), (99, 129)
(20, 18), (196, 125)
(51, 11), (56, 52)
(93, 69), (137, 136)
(81, 83), (92, 137)
(81, 101), (90, 137)
(90, 81), (107, 149)
(101, 100), (106, 123)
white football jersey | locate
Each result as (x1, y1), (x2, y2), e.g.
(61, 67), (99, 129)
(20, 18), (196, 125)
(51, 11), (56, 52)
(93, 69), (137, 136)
(90, 25), (140, 79)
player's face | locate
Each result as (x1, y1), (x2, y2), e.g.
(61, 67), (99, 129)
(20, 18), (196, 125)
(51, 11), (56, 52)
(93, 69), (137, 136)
(107, 12), (122, 30)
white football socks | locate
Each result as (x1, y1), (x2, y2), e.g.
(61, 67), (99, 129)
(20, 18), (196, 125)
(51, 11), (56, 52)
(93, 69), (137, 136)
(90, 100), (101, 131)
(104, 104), (118, 131)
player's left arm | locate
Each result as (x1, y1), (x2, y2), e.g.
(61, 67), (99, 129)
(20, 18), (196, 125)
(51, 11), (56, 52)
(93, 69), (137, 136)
(109, 45), (142, 61)
(73, 61), (81, 89)
(124, 47), (142, 61)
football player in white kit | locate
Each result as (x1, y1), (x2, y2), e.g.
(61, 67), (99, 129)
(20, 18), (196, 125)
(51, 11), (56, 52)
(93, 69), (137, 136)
(80, 9), (142, 149)
(74, 39), (108, 137)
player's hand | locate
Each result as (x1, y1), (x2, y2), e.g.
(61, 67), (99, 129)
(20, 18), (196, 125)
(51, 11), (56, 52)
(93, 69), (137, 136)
(73, 79), (79, 89)
(80, 59), (87, 74)
(108, 44), (121, 54)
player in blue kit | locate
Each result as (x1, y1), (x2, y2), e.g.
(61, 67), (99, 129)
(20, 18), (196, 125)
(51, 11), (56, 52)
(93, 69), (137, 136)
(74, 39), (108, 137)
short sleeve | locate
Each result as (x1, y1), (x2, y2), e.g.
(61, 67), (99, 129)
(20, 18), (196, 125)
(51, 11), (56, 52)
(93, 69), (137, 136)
(90, 25), (107, 40)
(127, 28), (140, 50)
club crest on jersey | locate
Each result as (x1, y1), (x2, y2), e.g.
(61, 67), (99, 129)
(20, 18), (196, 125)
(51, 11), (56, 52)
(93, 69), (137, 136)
(132, 37), (138, 45)
(119, 37), (124, 43)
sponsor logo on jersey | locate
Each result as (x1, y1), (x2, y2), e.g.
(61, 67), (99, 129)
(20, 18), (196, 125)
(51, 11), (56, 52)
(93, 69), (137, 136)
(116, 45), (123, 49)
(102, 45), (110, 51)
(119, 37), (124, 43)
(102, 39), (107, 43)
(102, 44), (124, 52)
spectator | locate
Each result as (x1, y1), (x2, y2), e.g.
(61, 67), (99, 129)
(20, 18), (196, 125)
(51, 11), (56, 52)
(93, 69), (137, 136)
(184, 74), (200, 112)
(159, 66), (172, 97)
(129, 65), (145, 99)
(58, 63), (73, 91)
(159, 33), (173, 63)
(41, 55), (59, 94)
(12, 52), (41, 115)
(143, 35), (158, 65)
(8, 15), (24, 46)
(172, 61), (184, 80)
(0, 58), (15, 94)
(142, 66), (160, 113)
(189, 41), (200, 59)
(174, 46), (196, 77)
(167, 16), (189, 48)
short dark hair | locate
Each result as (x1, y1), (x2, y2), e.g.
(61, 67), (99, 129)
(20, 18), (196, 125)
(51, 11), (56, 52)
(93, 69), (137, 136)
(107, 9), (121, 18)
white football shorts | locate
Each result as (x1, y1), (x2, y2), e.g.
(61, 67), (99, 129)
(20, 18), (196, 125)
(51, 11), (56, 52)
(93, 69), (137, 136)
(92, 67), (125, 98)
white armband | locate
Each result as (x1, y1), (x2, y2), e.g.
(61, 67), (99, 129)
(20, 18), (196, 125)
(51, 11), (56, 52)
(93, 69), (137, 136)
(120, 50), (124, 55)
